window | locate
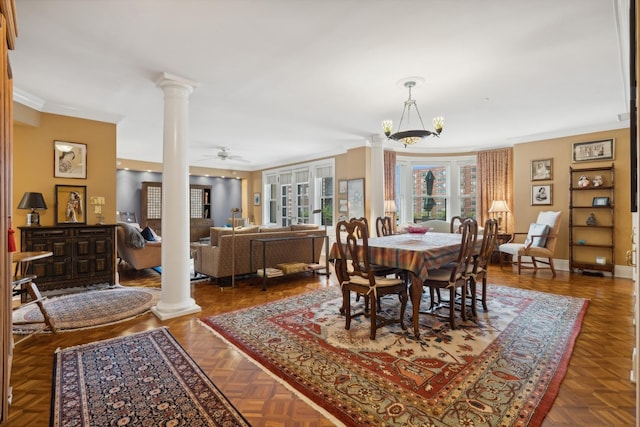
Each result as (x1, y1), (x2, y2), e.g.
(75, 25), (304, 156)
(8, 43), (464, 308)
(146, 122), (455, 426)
(262, 159), (334, 227)
(396, 156), (477, 224)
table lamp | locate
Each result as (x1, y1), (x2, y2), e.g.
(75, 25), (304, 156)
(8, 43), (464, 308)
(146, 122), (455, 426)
(18, 192), (47, 226)
(384, 199), (397, 232)
(488, 200), (511, 232)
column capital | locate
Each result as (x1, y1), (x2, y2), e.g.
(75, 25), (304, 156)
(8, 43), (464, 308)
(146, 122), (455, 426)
(155, 72), (198, 94)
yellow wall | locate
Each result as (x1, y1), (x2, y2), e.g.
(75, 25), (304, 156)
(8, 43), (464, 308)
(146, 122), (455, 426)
(14, 111), (117, 242)
(513, 128), (631, 263)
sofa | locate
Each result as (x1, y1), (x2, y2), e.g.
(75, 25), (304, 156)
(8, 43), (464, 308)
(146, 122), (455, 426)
(116, 223), (162, 270)
(193, 224), (326, 280)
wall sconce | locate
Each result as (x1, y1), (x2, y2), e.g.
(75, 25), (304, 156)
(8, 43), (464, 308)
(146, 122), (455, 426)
(90, 196), (106, 224)
(488, 200), (511, 232)
(17, 192), (47, 226)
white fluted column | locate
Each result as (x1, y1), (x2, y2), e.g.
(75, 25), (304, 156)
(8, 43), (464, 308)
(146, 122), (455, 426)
(151, 72), (201, 320)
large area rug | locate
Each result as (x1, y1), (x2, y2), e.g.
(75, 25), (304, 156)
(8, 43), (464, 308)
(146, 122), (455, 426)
(13, 286), (161, 333)
(200, 285), (588, 426)
(51, 327), (250, 426)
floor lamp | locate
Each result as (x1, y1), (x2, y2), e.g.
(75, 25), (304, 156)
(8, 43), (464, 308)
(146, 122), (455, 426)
(231, 208), (241, 288)
(313, 207), (330, 275)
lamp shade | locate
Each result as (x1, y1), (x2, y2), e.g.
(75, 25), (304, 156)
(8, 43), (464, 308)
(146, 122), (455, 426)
(18, 192), (47, 210)
(384, 199), (397, 213)
(488, 200), (510, 214)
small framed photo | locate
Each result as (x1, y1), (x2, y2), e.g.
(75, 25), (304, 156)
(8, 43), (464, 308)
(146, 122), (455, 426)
(55, 184), (87, 224)
(592, 196), (610, 207)
(531, 184), (552, 206)
(338, 180), (347, 194)
(54, 141), (87, 179)
(253, 192), (261, 206)
(572, 139), (614, 163)
(339, 199), (348, 213)
(531, 158), (552, 181)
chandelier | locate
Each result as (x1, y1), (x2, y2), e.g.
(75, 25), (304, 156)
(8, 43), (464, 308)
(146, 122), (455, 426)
(382, 80), (444, 147)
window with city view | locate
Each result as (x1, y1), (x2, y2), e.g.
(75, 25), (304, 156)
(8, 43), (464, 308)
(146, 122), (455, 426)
(395, 156), (477, 224)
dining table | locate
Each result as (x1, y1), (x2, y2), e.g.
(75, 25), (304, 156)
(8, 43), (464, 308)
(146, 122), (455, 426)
(331, 231), (481, 338)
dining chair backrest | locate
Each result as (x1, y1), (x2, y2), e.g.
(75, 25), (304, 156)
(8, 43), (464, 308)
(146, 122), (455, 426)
(350, 217), (369, 238)
(450, 216), (472, 233)
(474, 218), (498, 273)
(376, 216), (393, 237)
(335, 219), (374, 286)
(449, 218), (478, 282)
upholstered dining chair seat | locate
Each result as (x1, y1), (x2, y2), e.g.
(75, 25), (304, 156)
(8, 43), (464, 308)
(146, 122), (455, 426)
(349, 275), (404, 287)
(427, 265), (462, 287)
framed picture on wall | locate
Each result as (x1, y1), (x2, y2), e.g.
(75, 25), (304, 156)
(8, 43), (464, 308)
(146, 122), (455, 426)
(572, 139), (614, 162)
(339, 199), (348, 213)
(253, 192), (261, 206)
(56, 184), (87, 224)
(54, 141), (87, 179)
(338, 180), (347, 194)
(531, 184), (552, 206)
(347, 178), (364, 218)
(531, 158), (552, 181)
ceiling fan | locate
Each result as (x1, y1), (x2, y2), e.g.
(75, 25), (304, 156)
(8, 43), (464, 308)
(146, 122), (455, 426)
(197, 147), (249, 163)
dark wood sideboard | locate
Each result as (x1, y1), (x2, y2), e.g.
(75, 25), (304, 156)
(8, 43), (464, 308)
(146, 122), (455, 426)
(19, 224), (116, 292)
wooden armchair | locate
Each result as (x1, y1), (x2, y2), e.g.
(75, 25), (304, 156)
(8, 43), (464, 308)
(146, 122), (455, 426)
(498, 211), (562, 276)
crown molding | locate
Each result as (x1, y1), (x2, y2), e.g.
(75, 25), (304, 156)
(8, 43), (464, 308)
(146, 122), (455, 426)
(13, 86), (124, 124)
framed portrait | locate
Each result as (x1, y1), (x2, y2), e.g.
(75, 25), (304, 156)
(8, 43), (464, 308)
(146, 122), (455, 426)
(54, 141), (87, 179)
(56, 184), (87, 224)
(338, 179), (348, 194)
(347, 178), (364, 218)
(592, 196), (610, 207)
(531, 158), (552, 181)
(572, 139), (614, 163)
(339, 199), (348, 213)
(531, 184), (552, 206)
(253, 192), (261, 206)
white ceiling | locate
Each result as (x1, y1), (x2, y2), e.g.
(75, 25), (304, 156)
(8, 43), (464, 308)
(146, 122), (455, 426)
(10, 0), (630, 171)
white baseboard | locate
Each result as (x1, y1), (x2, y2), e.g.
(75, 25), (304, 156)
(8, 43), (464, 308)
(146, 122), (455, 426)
(551, 258), (634, 279)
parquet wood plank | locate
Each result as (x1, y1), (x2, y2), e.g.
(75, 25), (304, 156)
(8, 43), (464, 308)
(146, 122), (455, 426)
(5, 264), (636, 426)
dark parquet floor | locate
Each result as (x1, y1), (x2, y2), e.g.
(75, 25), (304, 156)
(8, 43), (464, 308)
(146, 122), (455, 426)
(6, 261), (636, 426)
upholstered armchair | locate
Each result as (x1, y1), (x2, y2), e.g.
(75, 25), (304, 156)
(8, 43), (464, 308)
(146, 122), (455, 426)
(498, 211), (562, 276)
(116, 223), (161, 270)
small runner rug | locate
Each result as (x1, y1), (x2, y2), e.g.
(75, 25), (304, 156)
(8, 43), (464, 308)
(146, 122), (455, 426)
(13, 286), (161, 333)
(51, 327), (250, 427)
(200, 285), (588, 426)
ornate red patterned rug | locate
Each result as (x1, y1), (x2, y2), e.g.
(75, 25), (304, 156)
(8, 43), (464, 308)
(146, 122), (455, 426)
(200, 285), (588, 426)
(52, 327), (250, 427)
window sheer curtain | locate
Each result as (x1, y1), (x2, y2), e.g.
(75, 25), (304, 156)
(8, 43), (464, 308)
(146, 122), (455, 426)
(383, 150), (396, 226)
(477, 148), (513, 232)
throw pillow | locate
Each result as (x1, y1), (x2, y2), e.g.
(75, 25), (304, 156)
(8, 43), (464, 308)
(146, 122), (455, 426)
(122, 223), (146, 249)
(141, 226), (156, 241)
(524, 223), (549, 248)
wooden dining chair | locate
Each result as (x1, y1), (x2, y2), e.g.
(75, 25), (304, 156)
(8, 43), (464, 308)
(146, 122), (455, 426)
(422, 218), (478, 329)
(469, 218), (499, 311)
(375, 216), (393, 237)
(13, 279), (56, 343)
(450, 216), (472, 233)
(335, 219), (408, 340)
